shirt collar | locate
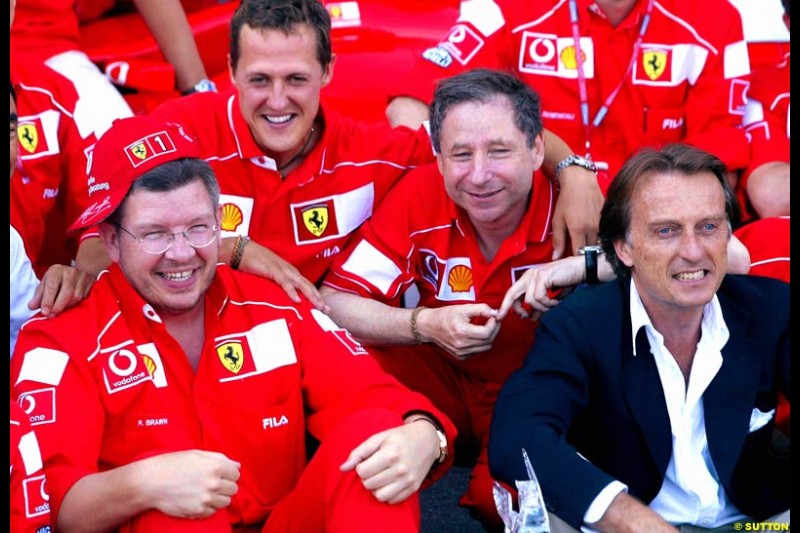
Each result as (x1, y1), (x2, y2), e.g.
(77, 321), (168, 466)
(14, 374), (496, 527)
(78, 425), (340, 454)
(629, 278), (729, 356)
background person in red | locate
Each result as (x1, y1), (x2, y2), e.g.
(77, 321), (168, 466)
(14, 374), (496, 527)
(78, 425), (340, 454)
(322, 69), (574, 530)
(10, 115), (456, 532)
(388, 0), (751, 195)
(738, 0), (790, 221)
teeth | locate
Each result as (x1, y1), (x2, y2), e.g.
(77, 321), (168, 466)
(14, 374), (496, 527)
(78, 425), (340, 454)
(675, 271), (704, 281)
(162, 271), (192, 282)
(265, 114), (292, 124)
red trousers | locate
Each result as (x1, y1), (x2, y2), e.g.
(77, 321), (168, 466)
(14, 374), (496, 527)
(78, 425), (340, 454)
(119, 409), (421, 532)
(370, 344), (505, 530)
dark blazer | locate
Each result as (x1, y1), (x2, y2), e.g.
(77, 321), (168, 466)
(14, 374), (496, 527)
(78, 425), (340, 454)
(488, 275), (790, 528)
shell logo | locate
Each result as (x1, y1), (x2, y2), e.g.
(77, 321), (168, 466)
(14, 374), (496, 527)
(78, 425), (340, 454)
(447, 264), (474, 292)
(142, 354), (156, 377)
(560, 45), (586, 70)
(220, 203), (244, 232)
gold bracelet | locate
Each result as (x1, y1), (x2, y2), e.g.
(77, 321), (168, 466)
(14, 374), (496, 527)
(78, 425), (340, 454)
(410, 306), (427, 345)
(230, 235), (250, 270)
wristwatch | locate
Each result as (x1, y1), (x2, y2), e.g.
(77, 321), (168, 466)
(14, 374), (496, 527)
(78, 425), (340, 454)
(553, 155), (597, 190)
(181, 78), (217, 95)
(432, 424), (448, 464)
(578, 245), (603, 285)
(410, 416), (448, 465)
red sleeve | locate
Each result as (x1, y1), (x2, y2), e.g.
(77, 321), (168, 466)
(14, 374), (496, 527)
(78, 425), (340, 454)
(10, 321), (105, 525)
(10, 400), (53, 533)
(296, 304), (457, 478)
(322, 171), (426, 304)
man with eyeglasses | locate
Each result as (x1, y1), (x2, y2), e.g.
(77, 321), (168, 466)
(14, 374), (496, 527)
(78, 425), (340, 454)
(10, 115), (456, 532)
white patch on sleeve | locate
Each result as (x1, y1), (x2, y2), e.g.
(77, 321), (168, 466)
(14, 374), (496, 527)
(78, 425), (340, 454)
(341, 240), (403, 295)
(310, 308), (341, 331)
(19, 431), (44, 475)
(459, 0), (505, 37)
(247, 320), (298, 374)
(15, 348), (69, 386)
(724, 40), (750, 80)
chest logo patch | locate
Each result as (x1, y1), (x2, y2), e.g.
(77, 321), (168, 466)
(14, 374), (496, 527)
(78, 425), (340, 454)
(642, 50), (668, 80)
(18, 123), (40, 153)
(221, 203), (244, 232)
(448, 264), (474, 292)
(302, 205), (329, 237)
(217, 341), (245, 374)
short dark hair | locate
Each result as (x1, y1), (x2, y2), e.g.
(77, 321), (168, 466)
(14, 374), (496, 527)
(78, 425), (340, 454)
(429, 69), (542, 154)
(229, 0), (332, 72)
(598, 144), (741, 277)
(107, 158), (220, 226)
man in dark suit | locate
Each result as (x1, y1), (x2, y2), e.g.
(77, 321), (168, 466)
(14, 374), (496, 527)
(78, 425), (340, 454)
(489, 144), (789, 532)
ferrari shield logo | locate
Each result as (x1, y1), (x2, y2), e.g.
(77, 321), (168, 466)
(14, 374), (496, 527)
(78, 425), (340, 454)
(18, 124), (39, 153)
(302, 206), (328, 237)
(642, 50), (667, 80)
(130, 142), (148, 160)
(217, 341), (244, 373)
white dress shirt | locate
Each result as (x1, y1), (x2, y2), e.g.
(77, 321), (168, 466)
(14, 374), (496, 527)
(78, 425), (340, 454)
(10, 225), (38, 357)
(583, 278), (748, 529)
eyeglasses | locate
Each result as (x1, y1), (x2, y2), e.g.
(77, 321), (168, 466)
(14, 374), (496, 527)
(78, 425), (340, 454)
(116, 223), (219, 255)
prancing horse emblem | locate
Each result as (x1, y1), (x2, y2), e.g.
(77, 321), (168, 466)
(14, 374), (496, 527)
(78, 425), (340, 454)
(302, 205), (329, 237)
(216, 341), (244, 373)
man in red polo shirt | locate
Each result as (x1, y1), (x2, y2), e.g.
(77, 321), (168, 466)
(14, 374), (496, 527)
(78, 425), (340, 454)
(322, 69), (571, 530)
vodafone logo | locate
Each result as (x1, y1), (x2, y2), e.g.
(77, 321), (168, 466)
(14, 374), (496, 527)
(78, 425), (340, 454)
(528, 37), (556, 64)
(18, 388), (56, 426)
(109, 349), (138, 377)
(519, 32), (558, 73)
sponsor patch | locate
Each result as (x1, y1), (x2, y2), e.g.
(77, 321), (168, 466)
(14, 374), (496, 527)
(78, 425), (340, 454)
(124, 131), (176, 168)
(217, 321), (298, 383)
(293, 200), (339, 242)
(439, 24), (484, 65)
(519, 33), (594, 78)
(422, 46), (453, 68)
(18, 388), (56, 426)
(220, 203), (245, 232)
(23, 474), (50, 518)
(216, 340), (245, 374)
(635, 46), (672, 83)
(218, 194), (254, 238)
(17, 109), (61, 159)
(419, 251), (476, 301)
(101, 348), (157, 395)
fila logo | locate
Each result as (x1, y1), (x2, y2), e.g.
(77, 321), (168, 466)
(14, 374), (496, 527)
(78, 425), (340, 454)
(263, 415), (289, 429)
(662, 118), (684, 130)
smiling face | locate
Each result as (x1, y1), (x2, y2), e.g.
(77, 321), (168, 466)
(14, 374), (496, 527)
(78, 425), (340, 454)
(614, 171), (730, 322)
(229, 23), (333, 166)
(100, 179), (220, 317)
(437, 95), (544, 234)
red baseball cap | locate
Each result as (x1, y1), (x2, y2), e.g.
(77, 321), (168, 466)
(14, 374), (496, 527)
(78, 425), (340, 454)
(68, 115), (201, 233)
